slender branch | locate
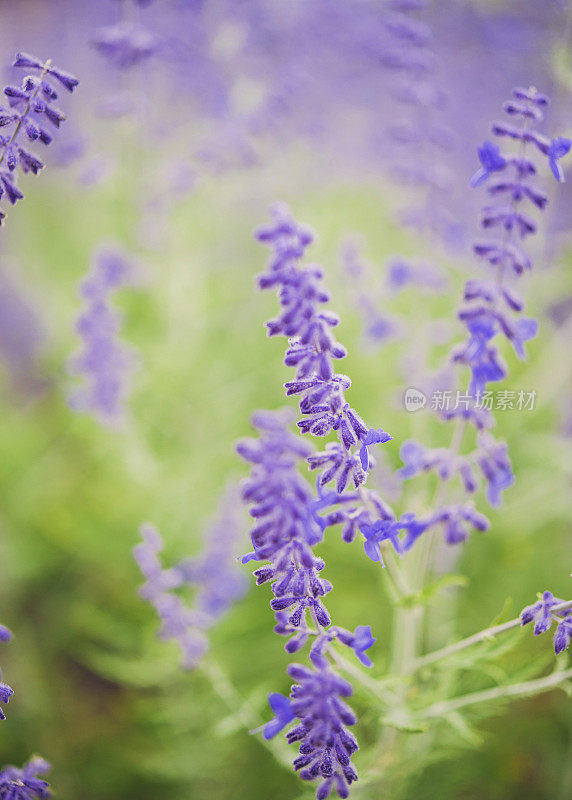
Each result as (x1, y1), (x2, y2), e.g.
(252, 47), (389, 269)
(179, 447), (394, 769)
(328, 644), (396, 704)
(199, 659), (292, 769)
(423, 667), (572, 718)
(414, 600), (572, 670)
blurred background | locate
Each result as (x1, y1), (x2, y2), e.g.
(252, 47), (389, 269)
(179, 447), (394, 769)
(0, 0), (571, 798)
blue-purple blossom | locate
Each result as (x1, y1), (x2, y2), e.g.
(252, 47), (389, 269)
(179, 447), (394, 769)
(263, 692), (295, 740)
(0, 52), (77, 224)
(237, 410), (334, 649)
(547, 136), (571, 182)
(554, 614), (572, 654)
(379, 0), (458, 243)
(520, 590), (563, 636)
(68, 248), (137, 427)
(334, 625), (376, 668)
(0, 624), (13, 721)
(134, 487), (247, 669)
(400, 87), (567, 552)
(0, 756), (51, 799)
(238, 410), (371, 794)
(134, 523), (210, 669)
(287, 662), (359, 799)
(520, 589), (572, 654)
(469, 141), (507, 187)
(91, 23), (159, 70)
(255, 204), (392, 494)
(170, 485), (248, 619)
(0, 679), (13, 722)
(457, 86), (569, 398)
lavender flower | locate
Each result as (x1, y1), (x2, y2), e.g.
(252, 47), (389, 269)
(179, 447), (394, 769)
(521, 590), (563, 635)
(134, 523), (210, 669)
(67, 248), (137, 428)
(237, 410), (334, 650)
(399, 87), (569, 542)
(134, 487), (247, 669)
(91, 23), (159, 70)
(458, 87), (569, 396)
(333, 625), (376, 668)
(0, 624), (13, 721)
(262, 692), (295, 740)
(0, 52), (77, 224)
(255, 204), (392, 495)
(287, 662), (358, 799)
(554, 614), (572, 654)
(0, 756), (51, 799)
(172, 485), (248, 619)
(520, 591), (572, 655)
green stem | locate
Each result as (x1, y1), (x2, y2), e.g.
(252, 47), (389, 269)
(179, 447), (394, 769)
(199, 659), (292, 769)
(414, 599), (572, 670)
(328, 644), (395, 703)
(423, 667), (572, 718)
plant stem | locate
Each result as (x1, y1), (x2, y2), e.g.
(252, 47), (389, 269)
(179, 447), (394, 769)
(200, 659), (292, 769)
(422, 667), (572, 718)
(413, 599), (572, 670)
(329, 644), (396, 703)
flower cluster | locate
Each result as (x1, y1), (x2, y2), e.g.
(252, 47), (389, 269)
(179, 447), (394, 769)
(0, 52), (78, 225)
(134, 488), (247, 669)
(0, 624), (13, 722)
(399, 88), (570, 544)
(92, 23), (158, 70)
(254, 205), (433, 566)
(238, 410), (370, 798)
(0, 757), (51, 800)
(287, 662), (359, 799)
(255, 203), (392, 495)
(460, 88), (569, 395)
(67, 248), (137, 427)
(520, 591), (572, 655)
(379, 0), (459, 242)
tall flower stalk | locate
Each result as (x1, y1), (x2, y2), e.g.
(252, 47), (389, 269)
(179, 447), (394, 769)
(0, 52), (78, 225)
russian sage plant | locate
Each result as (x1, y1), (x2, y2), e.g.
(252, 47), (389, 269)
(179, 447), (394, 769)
(0, 52), (78, 225)
(0, 50), (77, 800)
(68, 248), (137, 427)
(228, 87), (572, 797)
(134, 486), (248, 669)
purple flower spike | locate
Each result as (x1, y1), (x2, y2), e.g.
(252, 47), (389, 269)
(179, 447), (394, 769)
(256, 205), (392, 491)
(134, 487), (247, 670)
(287, 662), (359, 798)
(554, 614), (572, 654)
(0, 52), (77, 223)
(262, 692), (295, 739)
(470, 141), (507, 187)
(68, 247), (137, 428)
(520, 590), (562, 636)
